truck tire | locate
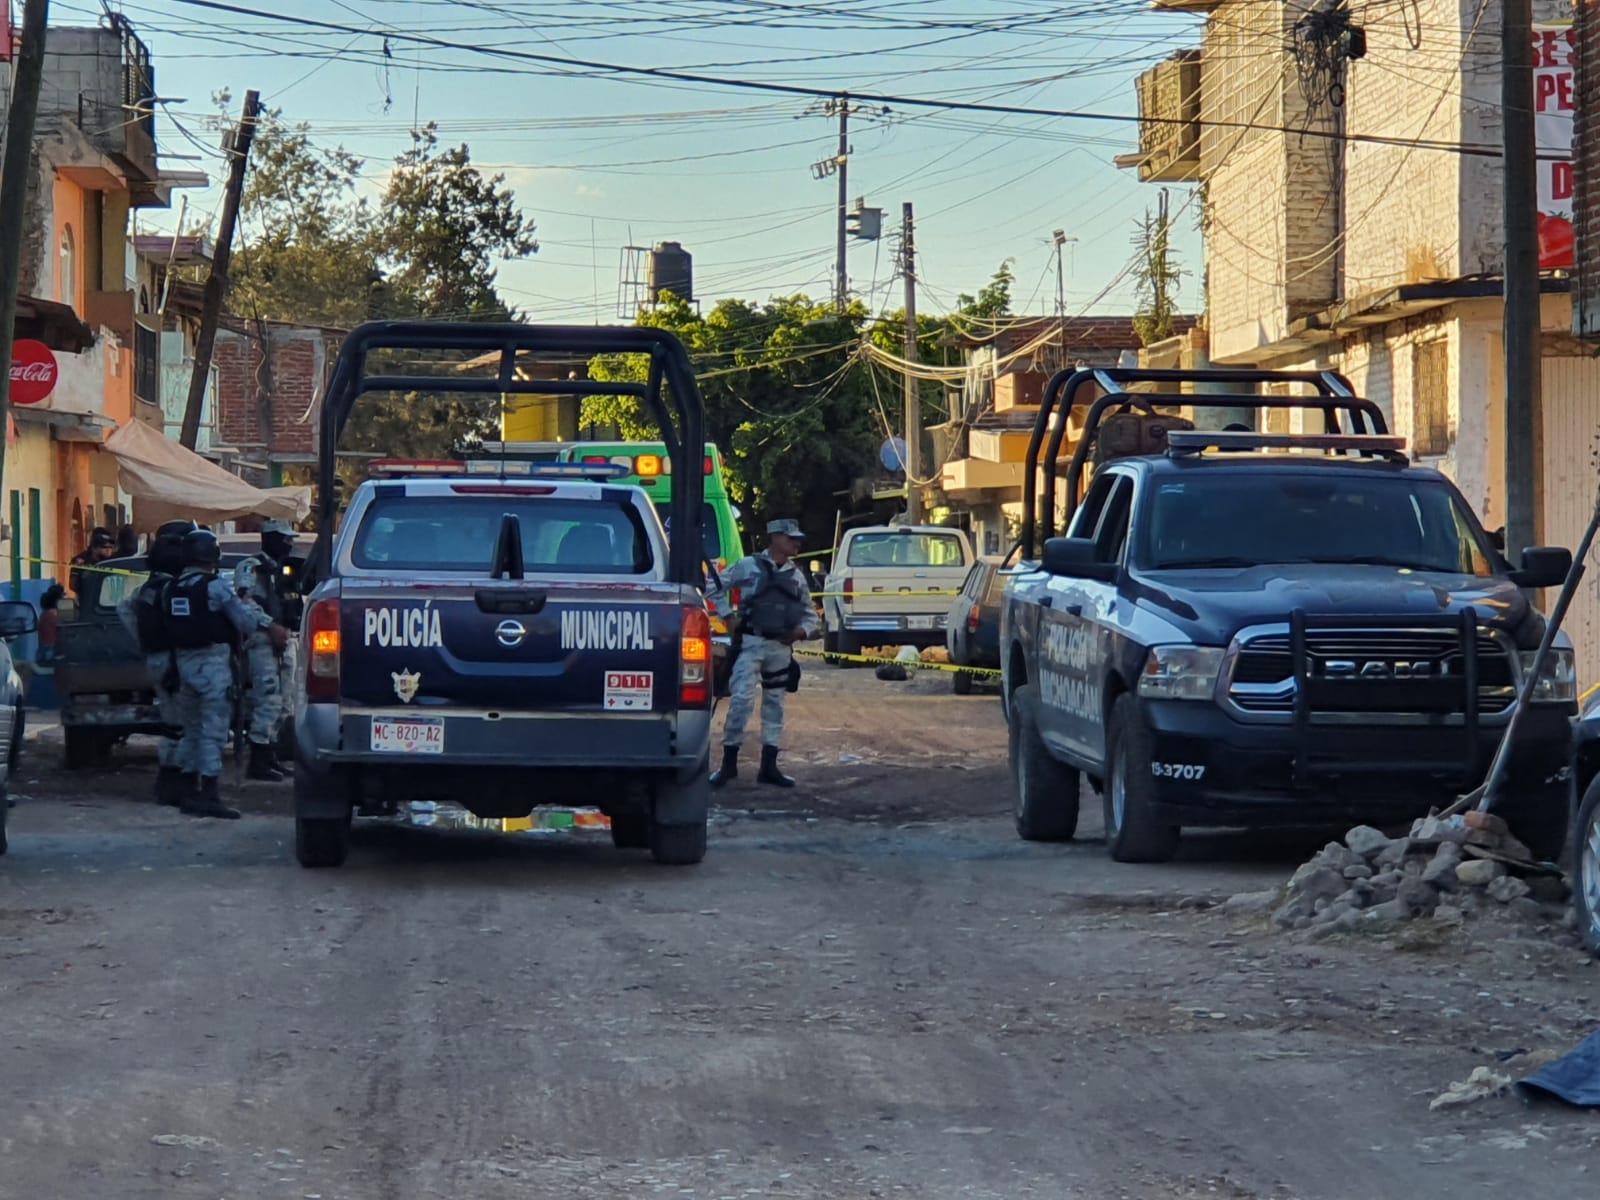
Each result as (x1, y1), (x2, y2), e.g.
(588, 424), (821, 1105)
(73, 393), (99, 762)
(837, 631), (862, 669)
(1104, 694), (1180, 863)
(1507, 780), (1570, 865)
(823, 628), (840, 662)
(293, 762), (351, 868)
(952, 670), (974, 696)
(1574, 774), (1600, 956)
(295, 816), (350, 869)
(649, 772), (709, 865)
(610, 813), (651, 850)
(63, 727), (111, 770)
(1008, 684), (1080, 842)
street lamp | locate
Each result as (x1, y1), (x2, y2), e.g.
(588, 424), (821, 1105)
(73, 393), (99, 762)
(1052, 229), (1075, 367)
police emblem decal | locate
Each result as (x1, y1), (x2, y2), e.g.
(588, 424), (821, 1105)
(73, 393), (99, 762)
(392, 668), (421, 704)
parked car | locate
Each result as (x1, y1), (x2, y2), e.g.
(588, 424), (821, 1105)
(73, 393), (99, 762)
(945, 556), (1004, 695)
(1567, 698), (1600, 954)
(0, 599), (39, 854)
(821, 524), (975, 658)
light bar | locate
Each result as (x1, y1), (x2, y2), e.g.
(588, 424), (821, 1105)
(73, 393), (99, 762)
(368, 459), (465, 478)
(463, 460), (631, 480)
(1166, 431), (1408, 456)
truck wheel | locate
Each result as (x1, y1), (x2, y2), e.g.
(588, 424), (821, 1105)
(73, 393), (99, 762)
(823, 628), (840, 662)
(649, 772), (709, 866)
(952, 670), (974, 696)
(1008, 684), (1080, 842)
(1507, 780), (1570, 865)
(610, 813), (651, 851)
(295, 817), (350, 869)
(293, 762), (351, 868)
(1104, 694), (1180, 863)
(63, 727), (110, 770)
(837, 632), (862, 669)
(1574, 774), (1600, 956)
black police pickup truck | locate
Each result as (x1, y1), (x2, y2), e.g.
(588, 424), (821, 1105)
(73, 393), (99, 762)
(291, 323), (715, 869)
(1002, 367), (1576, 863)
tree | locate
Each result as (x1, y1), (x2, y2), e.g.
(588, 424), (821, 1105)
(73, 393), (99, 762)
(955, 259), (1015, 321)
(376, 124), (540, 320)
(584, 294), (881, 534)
(1132, 190), (1184, 346)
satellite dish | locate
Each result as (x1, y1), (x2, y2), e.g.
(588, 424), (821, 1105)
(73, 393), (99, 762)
(879, 436), (908, 473)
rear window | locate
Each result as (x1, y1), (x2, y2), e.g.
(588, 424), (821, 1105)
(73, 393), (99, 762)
(97, 570), (147, 613)
(653, 500), (724, 565)
(847, 532), (966, 568)
(352, 495), (654, 574)
(983, 570), (1006, 605)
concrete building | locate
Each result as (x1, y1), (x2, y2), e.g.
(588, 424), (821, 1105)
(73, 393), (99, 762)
(936, 317), (1161, 556)
(0, 16), (204, 600)
(1130, 0), (1600, 677)
(131, 234), (218, 452)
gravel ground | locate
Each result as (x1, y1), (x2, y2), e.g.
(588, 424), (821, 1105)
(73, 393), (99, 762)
(2, 668), (1597, 1199)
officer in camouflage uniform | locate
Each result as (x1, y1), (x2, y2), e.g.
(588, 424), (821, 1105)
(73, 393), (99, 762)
(709, 519), (819, 789)
(234, 519), (299, 780)
(117, 520), (196, 805)
(166, 528), (288, 819)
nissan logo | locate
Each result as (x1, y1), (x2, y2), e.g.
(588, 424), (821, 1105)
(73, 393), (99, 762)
(495, 619), (527, 647)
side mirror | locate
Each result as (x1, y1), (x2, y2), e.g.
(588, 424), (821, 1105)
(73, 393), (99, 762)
(0, 600), (39, 640)
(1509, 546), (1572, 590)
(1041, 537), (1116, 582)
(1489, 526), (1507, 552)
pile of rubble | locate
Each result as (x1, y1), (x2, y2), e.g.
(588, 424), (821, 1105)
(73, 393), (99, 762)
(1269, 812), (1571, 937)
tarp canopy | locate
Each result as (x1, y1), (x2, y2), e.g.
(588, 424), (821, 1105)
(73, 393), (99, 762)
(101, 419), (311, 530)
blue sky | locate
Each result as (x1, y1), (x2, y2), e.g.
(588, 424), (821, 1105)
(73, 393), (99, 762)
(81, 0), (1206, 323)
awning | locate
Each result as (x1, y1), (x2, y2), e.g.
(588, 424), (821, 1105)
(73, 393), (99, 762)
(101, 419), (312, 530)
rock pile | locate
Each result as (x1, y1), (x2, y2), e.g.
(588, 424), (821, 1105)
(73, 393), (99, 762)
(1269, 812), (1570, 937)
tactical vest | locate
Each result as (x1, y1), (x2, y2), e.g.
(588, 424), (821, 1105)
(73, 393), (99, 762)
(163, 572), (237, 650)
(739, 557), (810, 638)
(133, 572), (175, 653)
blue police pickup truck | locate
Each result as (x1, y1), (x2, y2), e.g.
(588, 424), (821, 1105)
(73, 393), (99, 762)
(291, 322), (715, 869)
(1001, 366), (1576, 864)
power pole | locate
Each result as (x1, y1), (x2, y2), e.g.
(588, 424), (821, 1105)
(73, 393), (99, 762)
(835, 94), (850, 312)
(0, 0), (51, 504)
(1052, 228), (1073, 372)
(902, 202), (920, 524)
(1503, 0), (1540, 561)
(181, 88), (261, 450)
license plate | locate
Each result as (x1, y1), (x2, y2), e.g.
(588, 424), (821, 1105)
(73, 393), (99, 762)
(908, 616), (935, 631)
(370, 717), (444, 755)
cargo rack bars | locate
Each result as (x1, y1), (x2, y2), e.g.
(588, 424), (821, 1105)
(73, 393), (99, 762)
(1016, 366), (1390, 558)
(1165, 430), (1410, 463)
(314, 321), (707, 587)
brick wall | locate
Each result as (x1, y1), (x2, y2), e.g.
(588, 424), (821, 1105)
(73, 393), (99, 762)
(214, 328), (330, 458)
(1577, 0), (1600, 335)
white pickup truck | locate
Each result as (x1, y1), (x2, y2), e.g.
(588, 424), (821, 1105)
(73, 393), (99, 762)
(821, 524), (975, 657)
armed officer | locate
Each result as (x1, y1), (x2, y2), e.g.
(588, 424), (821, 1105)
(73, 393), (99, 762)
(117, 520), (197, 806)
(235, 519), (300, 780)
(709, 518), (819, 789)
(166, 528), (288, 819)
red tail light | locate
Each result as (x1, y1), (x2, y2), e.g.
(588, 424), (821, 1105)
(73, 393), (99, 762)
(842, 575), (854, 602)
(967, 604), (981, 635)
(680, 605), (712, 708)
(305, 598), (341, 702)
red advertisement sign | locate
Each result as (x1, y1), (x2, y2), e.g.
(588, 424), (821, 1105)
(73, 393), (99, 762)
(1535, 22), (1575, 270)
(9, 339), (59, 405)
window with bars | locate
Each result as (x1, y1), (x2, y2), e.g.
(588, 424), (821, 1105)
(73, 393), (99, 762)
(1412, 340), (1450, 456)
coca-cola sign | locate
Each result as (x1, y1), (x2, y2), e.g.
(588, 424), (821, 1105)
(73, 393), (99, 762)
(10, 339), (58, 406)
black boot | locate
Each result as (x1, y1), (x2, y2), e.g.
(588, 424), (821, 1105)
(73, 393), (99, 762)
(186, 775), (240, 820)
(154, 766), (183, 807)
(758, 746), (795, 788)
(247, 743), (286, 782)
(176, 773), (201, 813)
(709, 745), (739, 788)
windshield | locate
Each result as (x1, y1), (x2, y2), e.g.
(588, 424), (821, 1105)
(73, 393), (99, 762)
(352, 495), (654, 574)
(652, 500), (724, 565)
(847, 532), (966, 568)
(1140, 472), (1496, 575)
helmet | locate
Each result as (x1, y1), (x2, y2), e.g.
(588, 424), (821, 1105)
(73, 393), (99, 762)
(180, 528), (221, 569)
(148, 520), (196, 574)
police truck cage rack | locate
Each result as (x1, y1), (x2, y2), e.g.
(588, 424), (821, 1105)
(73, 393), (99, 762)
(1015, 365), (1392, 559)
(314, 321), (708, 587)
(1163, 430), (1409, 463)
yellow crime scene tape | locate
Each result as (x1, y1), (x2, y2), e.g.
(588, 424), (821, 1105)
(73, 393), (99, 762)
(792, 646), (1001, 676)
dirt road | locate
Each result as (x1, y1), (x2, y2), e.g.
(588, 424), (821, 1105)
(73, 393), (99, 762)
(3, 669), (1597, 1199)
